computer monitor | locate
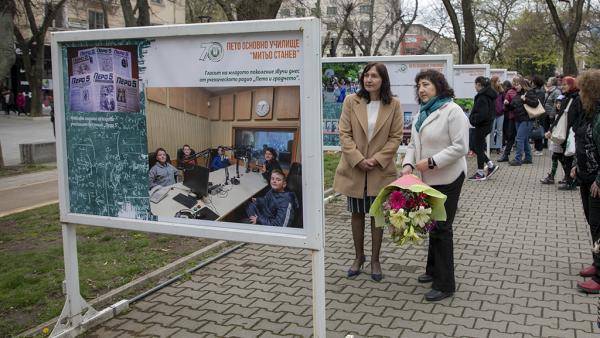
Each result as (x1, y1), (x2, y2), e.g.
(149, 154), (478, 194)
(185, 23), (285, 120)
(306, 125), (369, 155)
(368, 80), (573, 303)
(183, 165), (209, 197)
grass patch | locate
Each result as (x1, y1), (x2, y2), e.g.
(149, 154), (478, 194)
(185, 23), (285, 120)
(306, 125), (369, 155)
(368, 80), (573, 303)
(0, 204), (215, 337)
(324, 152), (341, 189)
(0, 164), (56, 178)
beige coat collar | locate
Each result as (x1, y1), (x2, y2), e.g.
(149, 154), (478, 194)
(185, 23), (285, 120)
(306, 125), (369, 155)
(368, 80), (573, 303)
(351, 95), (394, 141)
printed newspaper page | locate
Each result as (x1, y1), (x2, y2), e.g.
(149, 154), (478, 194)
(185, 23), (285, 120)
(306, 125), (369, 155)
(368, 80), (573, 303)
(115, 76), (140, 112)
(69, 74), (94, 112)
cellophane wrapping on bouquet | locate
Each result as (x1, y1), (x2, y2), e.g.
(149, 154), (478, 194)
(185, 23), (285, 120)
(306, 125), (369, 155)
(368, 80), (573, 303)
(369, 174), (447, 246)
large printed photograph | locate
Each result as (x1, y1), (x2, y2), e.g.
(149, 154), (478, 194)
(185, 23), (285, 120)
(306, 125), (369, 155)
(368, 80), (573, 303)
(144, 84), (303, 228)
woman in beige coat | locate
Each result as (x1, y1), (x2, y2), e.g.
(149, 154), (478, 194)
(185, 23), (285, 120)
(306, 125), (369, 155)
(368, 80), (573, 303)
(333, 62), (403, 281)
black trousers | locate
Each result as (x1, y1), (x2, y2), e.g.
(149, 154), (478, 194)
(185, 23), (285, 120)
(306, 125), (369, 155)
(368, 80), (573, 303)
(473, 126), (491, 169)
(503, 119), (516, 156)
(579, 180), (600, 282)
(552, 153), (574, 182)
(427, 172), (465, 292)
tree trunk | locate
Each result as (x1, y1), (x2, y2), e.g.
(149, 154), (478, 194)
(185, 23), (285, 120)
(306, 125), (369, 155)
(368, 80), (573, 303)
(120, 0), (137, 26)
(101, 0), (110, 28)
(236, 0), (282, 20)
(563, 39), (578, 75)
(0, 1), (16, 82)
(137, 0), (150, 26)
(545, 0), (585, 75)
(461, 0), (478, 64)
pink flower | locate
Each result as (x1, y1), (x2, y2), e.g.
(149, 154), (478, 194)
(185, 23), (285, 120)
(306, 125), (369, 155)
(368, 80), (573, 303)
(388, 191), (407, 210)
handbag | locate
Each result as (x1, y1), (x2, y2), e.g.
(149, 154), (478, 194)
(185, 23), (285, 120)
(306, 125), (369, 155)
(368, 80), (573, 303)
(550, 98), (573, 144)
(564, 128), (576, 156)
(530, 123), (544, 140)
(524, 98), (545, 119)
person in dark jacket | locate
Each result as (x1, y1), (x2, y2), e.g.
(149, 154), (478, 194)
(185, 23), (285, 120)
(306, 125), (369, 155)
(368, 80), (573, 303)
(490, 76), (505, 152)
(508, 77), (540, 166)
(468, 76), (499, 180)
(210, 146), (230, 171)
(499, 81), (517, 162)
(546, 76), (582, 189)
(260, 147), (282, 181)
(246, 169), (298, 227)
(571, 70), (600, 293)
(531, 75), (547, 155)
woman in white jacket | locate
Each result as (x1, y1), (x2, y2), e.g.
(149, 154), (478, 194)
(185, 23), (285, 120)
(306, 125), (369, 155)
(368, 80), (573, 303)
(402, 69), (470, 302)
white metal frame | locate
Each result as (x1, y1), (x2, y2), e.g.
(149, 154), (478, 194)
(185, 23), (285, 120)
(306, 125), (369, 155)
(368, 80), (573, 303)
(321, 55), (455, 153)
(50, 18), (326, 337)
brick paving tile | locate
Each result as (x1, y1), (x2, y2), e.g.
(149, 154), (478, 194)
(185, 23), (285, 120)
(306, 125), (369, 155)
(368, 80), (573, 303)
(139, 324), (180, 337)
(226, 326), (264, 338)
(84, 156), (599, 337)
(170, 330), (207, 338)
(453, 325), (489, 338)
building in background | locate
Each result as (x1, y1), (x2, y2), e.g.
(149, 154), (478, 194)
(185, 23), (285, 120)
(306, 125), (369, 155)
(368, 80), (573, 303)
(9, 0), (185, 112)
(278, 0), (456, 58)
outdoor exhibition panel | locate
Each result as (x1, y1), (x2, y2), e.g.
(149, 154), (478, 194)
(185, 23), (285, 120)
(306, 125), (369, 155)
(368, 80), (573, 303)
(453, 64), (492, 157)
(52, 18), (324, 250)
(453, 64), (491, 105)
(490, 68), (508, 82)
(51, 18), (327, 338)
(322, 55), (454, 151)
(506, 70), (519, 82)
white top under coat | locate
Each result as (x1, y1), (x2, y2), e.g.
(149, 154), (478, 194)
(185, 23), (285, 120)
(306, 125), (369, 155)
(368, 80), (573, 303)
(367, 100), (380, 141)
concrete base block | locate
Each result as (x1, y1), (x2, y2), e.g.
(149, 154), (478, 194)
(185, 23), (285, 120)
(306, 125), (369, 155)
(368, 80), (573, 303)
(20, 142), (56, 164)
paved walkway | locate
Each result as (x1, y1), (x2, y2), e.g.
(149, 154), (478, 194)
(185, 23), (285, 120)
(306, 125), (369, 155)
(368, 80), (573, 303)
(86, 153), (599, 337)
(0, 169), (58, 216)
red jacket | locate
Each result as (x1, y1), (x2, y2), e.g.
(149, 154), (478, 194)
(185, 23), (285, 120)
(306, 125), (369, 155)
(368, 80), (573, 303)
(15, 94), (26, 108)
(503, 88), (517, 120)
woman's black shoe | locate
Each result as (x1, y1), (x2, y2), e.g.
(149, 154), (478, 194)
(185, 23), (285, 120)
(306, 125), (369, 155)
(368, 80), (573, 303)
(347, 256), (365, 277)
(371, 273), (383, 282)
(417, 273), (433, 283)
(425, 289), (454, 301)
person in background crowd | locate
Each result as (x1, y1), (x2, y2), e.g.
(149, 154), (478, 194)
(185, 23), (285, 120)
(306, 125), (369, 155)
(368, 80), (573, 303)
(261, 147), (282, 181)
(570, 70), (600, 293)
(468, 76), (499, 181)
(507, 77), (539, 166)
(210, 146), (230, 171)
(547, 76), (582, 190)
(540, 77), (566, 184)
(402, 69), (469, 301)
(531, 75), (547, 156)
(16, 91), (26, 116)
(333, 62), (403, 283)
(543, 77), (562, 148)
(1, 86), (16, 114)
(490, 76), (505, 153)
(499, 81), (517, 162)
(149, 148), (177, 189)
(177, 144), (197, 169)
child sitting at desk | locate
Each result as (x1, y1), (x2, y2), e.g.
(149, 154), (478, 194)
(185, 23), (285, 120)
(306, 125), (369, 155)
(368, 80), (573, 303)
(246, 169), (297, 227)
(149, 148), (178, 189)
(211, 146), (230, 171)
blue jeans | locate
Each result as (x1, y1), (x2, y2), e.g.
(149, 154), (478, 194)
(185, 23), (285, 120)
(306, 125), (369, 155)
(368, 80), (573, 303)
(491, 115), (504, 149)
(515, 120), (532, 162)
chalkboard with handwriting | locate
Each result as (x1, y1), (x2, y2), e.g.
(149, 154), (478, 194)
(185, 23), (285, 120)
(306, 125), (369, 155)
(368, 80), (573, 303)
(62, 39), (152, 220)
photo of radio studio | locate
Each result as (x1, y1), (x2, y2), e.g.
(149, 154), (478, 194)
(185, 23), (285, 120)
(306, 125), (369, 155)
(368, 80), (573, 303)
(145, 85), (303, 229)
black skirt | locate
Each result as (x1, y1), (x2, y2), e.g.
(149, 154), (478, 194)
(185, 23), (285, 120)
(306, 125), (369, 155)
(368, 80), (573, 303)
(347, 195), (376, 214)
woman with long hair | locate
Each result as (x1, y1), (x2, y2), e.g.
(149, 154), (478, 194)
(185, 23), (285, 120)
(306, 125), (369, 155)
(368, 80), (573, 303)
(402, 69), (469, 301)
(490, 76), (505, 153)
(507, 77), (540, 166)
(571, 70), (600, 293)
(333, 62), (403, 282)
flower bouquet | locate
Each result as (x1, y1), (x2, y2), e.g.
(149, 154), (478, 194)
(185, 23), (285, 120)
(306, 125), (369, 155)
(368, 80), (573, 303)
(369, 174), (447, 246)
